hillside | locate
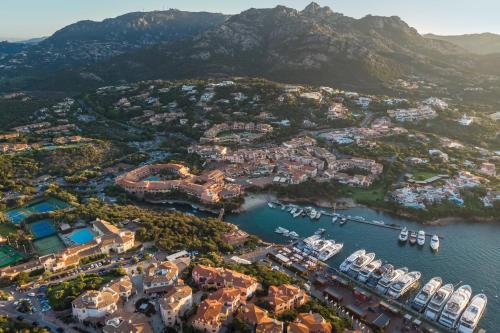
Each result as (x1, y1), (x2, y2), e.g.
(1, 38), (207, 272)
(425, 33), (500, 55)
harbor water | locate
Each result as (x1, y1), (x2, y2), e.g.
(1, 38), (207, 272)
(226, 198), (500, 332)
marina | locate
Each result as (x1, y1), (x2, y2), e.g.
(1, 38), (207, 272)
(226, 198), (500, 332)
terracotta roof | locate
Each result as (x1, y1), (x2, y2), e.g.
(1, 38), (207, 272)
(159, 285), (192, 311)
(193, 299), (224, 325)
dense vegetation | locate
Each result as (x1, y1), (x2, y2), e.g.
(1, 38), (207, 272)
(0, 315), (49, 333)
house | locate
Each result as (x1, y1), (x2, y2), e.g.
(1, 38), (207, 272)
(238, 304), (284, 333)
(192, 265), (259, 298)
(478, 162), (496, 177)
(221, 228), (249, 247)
(143, 261), (179, 294)
(288, 313), (332, 333)
(159, 284), (193, 327)
(191, 299), (226, 333)
(458, 114), (473, 126)
(267, 285), (308, 314)
(72, 276), (132, 322)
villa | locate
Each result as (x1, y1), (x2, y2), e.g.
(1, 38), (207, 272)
(267, 285), (308, 314)
(143, 260), (179, 294)
(288, 313), (332, 333)
(159, 284), (193, 327)
(192, 265), (259, 298)
(238, 304), (284, 333)
(103, 312), (153, 333)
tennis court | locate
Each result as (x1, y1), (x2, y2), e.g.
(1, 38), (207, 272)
(0, 245), (24, 268)
(6, 198), (71, 224)
(27, 219), (57, 239)
(33, 235), (66, 256)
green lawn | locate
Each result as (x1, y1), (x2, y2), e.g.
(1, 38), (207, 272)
(412, 170), (439, 181)
(0, 223), (17, 237)
(338, 184), (386, 205)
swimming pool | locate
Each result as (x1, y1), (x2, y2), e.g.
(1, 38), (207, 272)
(68, 228), (95, 245)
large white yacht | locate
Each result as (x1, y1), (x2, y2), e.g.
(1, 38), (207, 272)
(376, 267), (407, 294)
(412, 277), (443, 311)
(387, 271), (421, 299)
(457, 294), (488, 333)
(398, 227), (409, 242)
(438, 285), (473, 329)
(275, 227), (289, 234)
(424, 283), (454, 321)
(417, 230), (426, 246)
(347, 252), (375, 278)
(339, 249), (365, 272)
(366, 263), (392, 288)
(430, 235), (440, 251)
(357, 259), (382, 283)
(318, 243), (343, 261)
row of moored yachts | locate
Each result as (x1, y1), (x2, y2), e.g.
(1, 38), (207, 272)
(269, 202), (323, 220)
(339, 249), (487, 332)
(399, 227), (440, 251)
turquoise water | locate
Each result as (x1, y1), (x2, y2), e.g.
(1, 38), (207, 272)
(144, 176), (160, 181)
(68, 228), (95, 245)
(227, 201), (500, 332)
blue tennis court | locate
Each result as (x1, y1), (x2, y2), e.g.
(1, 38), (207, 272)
(28, 219), (57, 239)
(6, 198), (71, 224)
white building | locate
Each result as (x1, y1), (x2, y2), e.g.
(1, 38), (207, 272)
(159, 284), (193, 327)
(458, 114), (473, 126)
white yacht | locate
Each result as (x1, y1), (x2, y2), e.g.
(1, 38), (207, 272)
(387, 271), (421, 299)
(357, 259), (382, 283)
(457, 294), (488, 333)
(347, 252), (375, 278)
(275, 227), (289, 234)
(412, 277), (443, 311)
(288, 231), (299, 239)
(424, 284), (454, 321)
(367, 263), (393, 288)
(293, 209), (303, 218)
(398, 227), (409, 242)
(438, 285), (473, 329)
(417, 230), (426, 246)
(409, 231), (417, 244)
(430, 235), (440, 251)
(339, 249), (365, 272)
(314, 228), (326, 235)
(315, 212), (321, 219)
(268, 202), (275, 208)
(332, 216), (338, 223)
(309, 209), (317, 219)
(318, 243), (343, 261)
(290, 207), (297, 215)
(376, 267), (408, 294)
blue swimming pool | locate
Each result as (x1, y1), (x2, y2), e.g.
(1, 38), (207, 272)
(68, 228), (95, 245)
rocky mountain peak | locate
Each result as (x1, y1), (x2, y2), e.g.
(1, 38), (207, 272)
(301, 2), (334, 18)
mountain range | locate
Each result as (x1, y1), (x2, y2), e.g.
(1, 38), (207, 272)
(425, 33), (500, 55)
(1, 2), (499, 93)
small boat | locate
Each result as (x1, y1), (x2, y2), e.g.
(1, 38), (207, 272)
(288, 231), (299, 239)
(439, 285), (473, 329)
(412, 277), (443, 311)
(409, 231), (417, 244)
(293, 209), (303, 218)
(347, 252), (376, 278)
(417, 230), (426, 246)
(430, 235), (440, 251)
(358, 259), (382, 283)
(399, 227), (409, 242)
(268, 202), (275, 208)
(376, 267), (407, 294)
(339, 249), (366, 272)
(309, 209), (317, 219)
(331, 216), (338, 223)
(281, 204), (286, 210)
(457, 294), (488, 333)
(340, 217), (347, 225)
(290, 207), (297, 215)
(314, 228), (326, 235)
(275, 227), (289, 234)
(424, 283), (454, 321)
(387, 271), (421, 299)
(286, 206), (293, 212)
(315, 212), (321, 220)
(372, 220), (385, 225)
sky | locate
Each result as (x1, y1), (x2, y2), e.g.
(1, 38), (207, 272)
(1, 0), (500, 40)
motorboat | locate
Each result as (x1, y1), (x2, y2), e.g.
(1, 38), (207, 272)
(424, 284), (454, 321)
(315, 212), (321, 220)
(314, 228), (326, 235)
(317, 243), (343, 261)
(332, 216), (338, 223)
(347, 252), (375, 278)
(438, 285), (473, 329)
(398, 227), (409, 242)
(275, 227), (289, 234)
(409, 231), (417, 244)
(387, 271), (421, 299)
(268, 202), (275, 208)
(357, 259), (382, 283)
(340, 217), (347, 225)
(417, 230), (426, 246)
(366, 263), (392, 288)
(290, 207), (297, 215)
(430, 235), (440, 251)
(293, 209), (303, 218)
(309, 209), (317, 219)
(412, 277), (443, 311)
(288, 231), (299, 239)
(457, 294), (487, 333)
(339, 249), (366, 272)
(376, 267), (408, 294)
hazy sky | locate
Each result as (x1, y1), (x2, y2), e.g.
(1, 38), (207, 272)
(2, 0), (500, 40)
